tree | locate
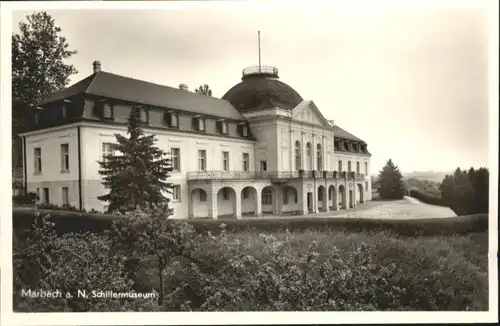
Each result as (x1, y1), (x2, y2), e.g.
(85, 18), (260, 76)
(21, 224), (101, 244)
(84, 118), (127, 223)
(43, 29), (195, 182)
(97, 107), (173, 213)
(109, 204), (198, 307)
(440, 167), (488, 215)
(12, 11), (78, 168)
(195, 84), (212, 96)
(376, 159), (405, 200)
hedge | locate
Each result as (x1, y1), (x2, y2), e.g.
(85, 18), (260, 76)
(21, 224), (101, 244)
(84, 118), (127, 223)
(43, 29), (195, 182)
(409, 188), (448, 207)
(13, 207), (488, 238)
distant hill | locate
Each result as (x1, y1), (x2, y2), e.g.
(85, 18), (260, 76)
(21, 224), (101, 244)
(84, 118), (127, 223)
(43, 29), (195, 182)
(402, 171), (451, 183)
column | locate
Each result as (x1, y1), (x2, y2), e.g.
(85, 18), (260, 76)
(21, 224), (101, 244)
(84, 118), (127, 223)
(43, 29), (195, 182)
(312, 180), (319, 214)
(256, 188), (263, 216)
(301, 132), (305, 170)
(208, 189), (218, 219)
(273, 186), (283, 215)
(297, 183), (307, 215)
(235, 188), (242, 219)
(187, 188), (193, 218)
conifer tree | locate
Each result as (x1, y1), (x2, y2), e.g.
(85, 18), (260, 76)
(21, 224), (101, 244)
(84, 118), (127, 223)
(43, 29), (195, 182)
(376, 159), (406, 200)
(97, 107), (172, 213)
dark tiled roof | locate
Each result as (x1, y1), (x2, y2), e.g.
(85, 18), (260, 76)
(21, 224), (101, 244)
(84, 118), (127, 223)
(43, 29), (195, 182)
(333, 125), (365, 142)
(38, 72), (245, 120)
(222, 75), (303, 112)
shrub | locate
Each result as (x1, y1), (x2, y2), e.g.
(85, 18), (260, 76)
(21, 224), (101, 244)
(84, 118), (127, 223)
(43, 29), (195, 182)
(157, 227), (488, 311)
(12, 192), (37, 205)
(13, 213), (160, 312)
(409, 189), (448, 207)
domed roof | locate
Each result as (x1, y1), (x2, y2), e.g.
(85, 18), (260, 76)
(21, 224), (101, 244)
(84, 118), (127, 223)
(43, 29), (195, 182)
(222, 66), (303, 112)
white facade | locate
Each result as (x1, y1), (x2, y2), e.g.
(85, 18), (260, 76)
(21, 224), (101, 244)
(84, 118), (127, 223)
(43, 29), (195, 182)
(21, 100), (372, 218)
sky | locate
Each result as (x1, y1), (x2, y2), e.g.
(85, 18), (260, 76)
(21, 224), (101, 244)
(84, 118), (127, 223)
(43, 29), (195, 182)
(10, 1), (493, 174)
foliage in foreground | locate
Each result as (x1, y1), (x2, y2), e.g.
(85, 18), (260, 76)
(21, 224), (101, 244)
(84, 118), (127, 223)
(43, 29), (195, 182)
(13, 210), (488, 312)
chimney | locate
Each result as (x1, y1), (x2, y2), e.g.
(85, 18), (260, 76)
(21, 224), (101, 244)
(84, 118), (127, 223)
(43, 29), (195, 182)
(179, 83), (189, 91)
(93, 61), (101, 74)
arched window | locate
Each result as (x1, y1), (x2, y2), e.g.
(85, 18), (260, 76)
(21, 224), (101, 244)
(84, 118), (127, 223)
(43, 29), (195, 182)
(262, 187), (273, 205)
(348, 161), (352, 172)
(295, 141), (301, 170)
(316, 144), (322, 171)
(306, 142), (312, 170)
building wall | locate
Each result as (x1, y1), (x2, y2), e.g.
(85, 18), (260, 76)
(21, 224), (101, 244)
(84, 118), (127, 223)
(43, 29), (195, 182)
(79, 124), (256, 214)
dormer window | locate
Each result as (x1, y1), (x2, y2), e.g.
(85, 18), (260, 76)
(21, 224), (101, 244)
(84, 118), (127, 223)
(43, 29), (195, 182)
(238, 123), (249, 137)
(198, 117), (205, 131)
(103, 104), (112, 119)
(140, 108), (148, 123)
(61, 104), (67, 118)
(217, 120), (229, 134)
(192, 116), (206, 132)
(343, 141), (349, 151)
(164, 111), (179, 128)
(171, 112), (179, 127)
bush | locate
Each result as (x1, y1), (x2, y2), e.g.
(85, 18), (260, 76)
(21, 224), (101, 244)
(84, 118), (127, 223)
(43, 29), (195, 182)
(157, 227), (488, 311)
(12, 192), (37, 205)
(12, 207), (488, 238)
(13, 214), (160, 312)
(409, 189), (448, 207)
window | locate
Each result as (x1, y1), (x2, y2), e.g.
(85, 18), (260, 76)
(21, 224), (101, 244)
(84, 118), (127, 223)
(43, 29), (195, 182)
(348, 161), (352, 172)
(200, 190), (207, 202)
(218, 120), (228, 134)
(172, 185), (181, 201)
(356, 162), (360, 174)
(242, 125), (248, 136)
(318, 187), (324, 201)
(60, 144), (69, 171)
(222, 188), (230, 200)
(262, 188), (272, 205)
(260, 161), (267, 172)
(103, 103), (113, 119)
(34, 112), (40, 125)
(171, 148), (180, 171)
(222, 151), (229, 172)
(102, 143), (114, 161)
(335, 140), (340, 150)
(62, 104), (67, 118)
(283, 189), (289, 204)
(36, 188), (40, 201)
(34, 148), (42, 173)
(62, 187), (69, 206)
(338, 160), (343, 172)
(316, 144), (322, 171)
(43, 188), (49, 204)
(353, 143), (359, 152)
(198, 149), (207, 171)
(365, 162), (368, 174)
(343, 141), (349, 150)
(306, 143), (312, 170)
(170, 113), (178, 128)
(164, 112), (179, 128)
(140, 108), (148, 123)
(295, 141), (301, 170)
(294, 188), (298, 204)
(198, 118), (206, 131)
(242, 153), (249, 172)
(243, 188), (249, 199)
